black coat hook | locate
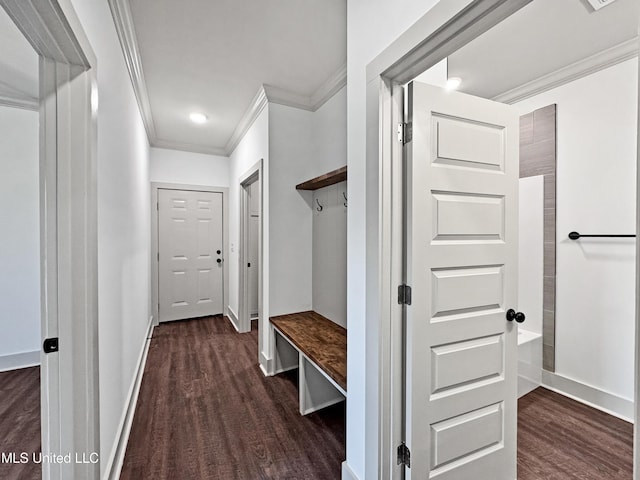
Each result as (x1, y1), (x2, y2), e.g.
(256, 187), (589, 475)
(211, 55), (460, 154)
(316, 198), (323, 212)
(343, 192), (348, 208)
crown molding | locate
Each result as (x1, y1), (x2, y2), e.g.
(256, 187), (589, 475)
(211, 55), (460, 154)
(108, 0), (158, 141)
(0, 81), (38, 111)
(310, 63), (347, 110)
(493, 37), (639, 104)
(225, 86), (269, 156)
(263, 63), (347, 112)
(152, 138), (228, 157)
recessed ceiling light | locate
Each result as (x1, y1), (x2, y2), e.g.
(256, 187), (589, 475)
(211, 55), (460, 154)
(189, 112), (208, 124)
(445, 77), (462, 91)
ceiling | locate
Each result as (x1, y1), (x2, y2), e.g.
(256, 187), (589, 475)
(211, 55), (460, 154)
(447, 0), (639, 100)
(0, 7), (38, 107)
(127, 0), (347, 155)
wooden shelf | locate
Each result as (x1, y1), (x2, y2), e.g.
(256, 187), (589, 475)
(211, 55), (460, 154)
(296, 166), (347, 190)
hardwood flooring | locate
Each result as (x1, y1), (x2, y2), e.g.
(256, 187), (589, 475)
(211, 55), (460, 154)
(270, 311), (346, 391)
(120, 316), (345, 480)
(120, 314), (633, 479)
(0, 366), (41, 480)
(518, 387), (633, 479)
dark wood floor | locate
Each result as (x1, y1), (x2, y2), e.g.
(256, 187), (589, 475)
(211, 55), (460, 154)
(0, 366), (41, 480)
(120, 316), (345, 479)
(0, 330), (634, 480)
(518, 387), (633, 479)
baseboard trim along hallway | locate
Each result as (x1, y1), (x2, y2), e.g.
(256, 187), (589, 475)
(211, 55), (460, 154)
(104, 316), (155, 480)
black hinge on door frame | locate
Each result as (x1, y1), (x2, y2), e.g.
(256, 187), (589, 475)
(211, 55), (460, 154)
(397, 442), (411, 467)
(397, 122), (412, 144)
(43, 337), (59, 354)
(398, 284), (412, 305)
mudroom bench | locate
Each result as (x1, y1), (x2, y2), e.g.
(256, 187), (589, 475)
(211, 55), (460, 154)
(270, 311), (346, 415)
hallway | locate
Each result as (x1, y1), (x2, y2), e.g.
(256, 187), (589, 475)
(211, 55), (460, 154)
(120, 316), (345, 479)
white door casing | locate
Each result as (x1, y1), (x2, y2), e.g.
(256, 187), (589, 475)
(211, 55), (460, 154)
(158, 189), (224, 321)
(405, 81), (519, 479)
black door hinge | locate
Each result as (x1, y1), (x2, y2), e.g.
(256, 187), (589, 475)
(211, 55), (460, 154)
(398, 284), (412, 305)
(43, 337), (59, 354)
(397, 442), (411, 467)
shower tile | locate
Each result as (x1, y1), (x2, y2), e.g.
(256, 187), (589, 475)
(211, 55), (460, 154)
(520, 112), (534, 146)
(520, 142), (556, 177)
(543, 309), (555, 346)
(544, 175), (556, 210)
(543, 276), (556, 312)
(543, 242), (556, 275)
(533, 104), (557, 144)
(543, 344), (555, 371)
(544, 209), (556, 244)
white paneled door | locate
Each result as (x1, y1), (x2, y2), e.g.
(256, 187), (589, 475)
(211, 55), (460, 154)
(404, 81), (519, 479)
(158, 189), (224, 322)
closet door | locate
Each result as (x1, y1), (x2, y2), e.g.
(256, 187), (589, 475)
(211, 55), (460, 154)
(158, 189), (223, 321)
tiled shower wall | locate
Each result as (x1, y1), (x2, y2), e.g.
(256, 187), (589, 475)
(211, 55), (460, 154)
(519, 104), (557, 371)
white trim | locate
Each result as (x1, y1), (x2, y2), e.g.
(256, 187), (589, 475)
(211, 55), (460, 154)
(107, 0), (158, 142)
(0, 351), (40, 372)
(150, 182), (229, 325)
(225, 87), (269, 156)
(342, 461), (360, 480)
(0, 81), (38, 111)
(103, 317), (154, 480)
(311, 63), (348, 110)
(152, 138), (227, 157)
(494, 37), (640, 104)
(259, 351), (272, 376)
(227, 306), (240, 332)
(542, 371), (634, 423)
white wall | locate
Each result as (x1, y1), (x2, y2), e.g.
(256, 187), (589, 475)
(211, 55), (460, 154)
(347, 1), (441, 477)
(268, 104), (314, 317)
(228, 107), (269, 343)
(0, 106), (40, 368)
(515, 58), (638, 404)
(150, 147), (229, 187)
(310, 87), (348, 327)
(69, 0), (152, 476)
(313, 181), (347, 327)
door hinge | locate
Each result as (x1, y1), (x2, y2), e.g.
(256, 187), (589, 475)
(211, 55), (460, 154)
(43, 337), (59, 354)
(398, 284), (412, 305)
(157, 252), (159, 261)
(398, 122), (412, 144)
(397, 442), (411, 467)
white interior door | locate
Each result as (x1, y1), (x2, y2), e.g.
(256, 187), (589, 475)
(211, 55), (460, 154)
(158, 189), (223, 322)
(404, 81), (519, 479)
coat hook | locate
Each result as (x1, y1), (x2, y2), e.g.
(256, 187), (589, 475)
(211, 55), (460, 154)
(343, 192), (348, 208)
(316, 198), (323, 212)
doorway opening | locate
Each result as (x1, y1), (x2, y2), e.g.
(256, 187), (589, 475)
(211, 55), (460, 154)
(368, 0), (638, 478)
(238, 161), (263, 338)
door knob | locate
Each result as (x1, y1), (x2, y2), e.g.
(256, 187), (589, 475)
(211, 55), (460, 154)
(506, 309), (526, 323)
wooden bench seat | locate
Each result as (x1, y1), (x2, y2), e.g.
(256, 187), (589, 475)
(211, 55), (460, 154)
(270, 311), (346, 415)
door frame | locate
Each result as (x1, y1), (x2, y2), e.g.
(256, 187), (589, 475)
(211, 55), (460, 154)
(363, 1), (551, 478)
(0, 1), (100, 479)
(238, 160), (264, 336)
(151, 182), (229, 324)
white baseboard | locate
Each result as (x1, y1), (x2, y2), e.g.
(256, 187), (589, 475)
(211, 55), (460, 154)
(103, 316), (155, 480)
(259, 350), (272, 376)
(542, 370), (634, 423)
(342, 461), (360, 480)
(0, 350), (40, 372)
(227, 306), (240, 332)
